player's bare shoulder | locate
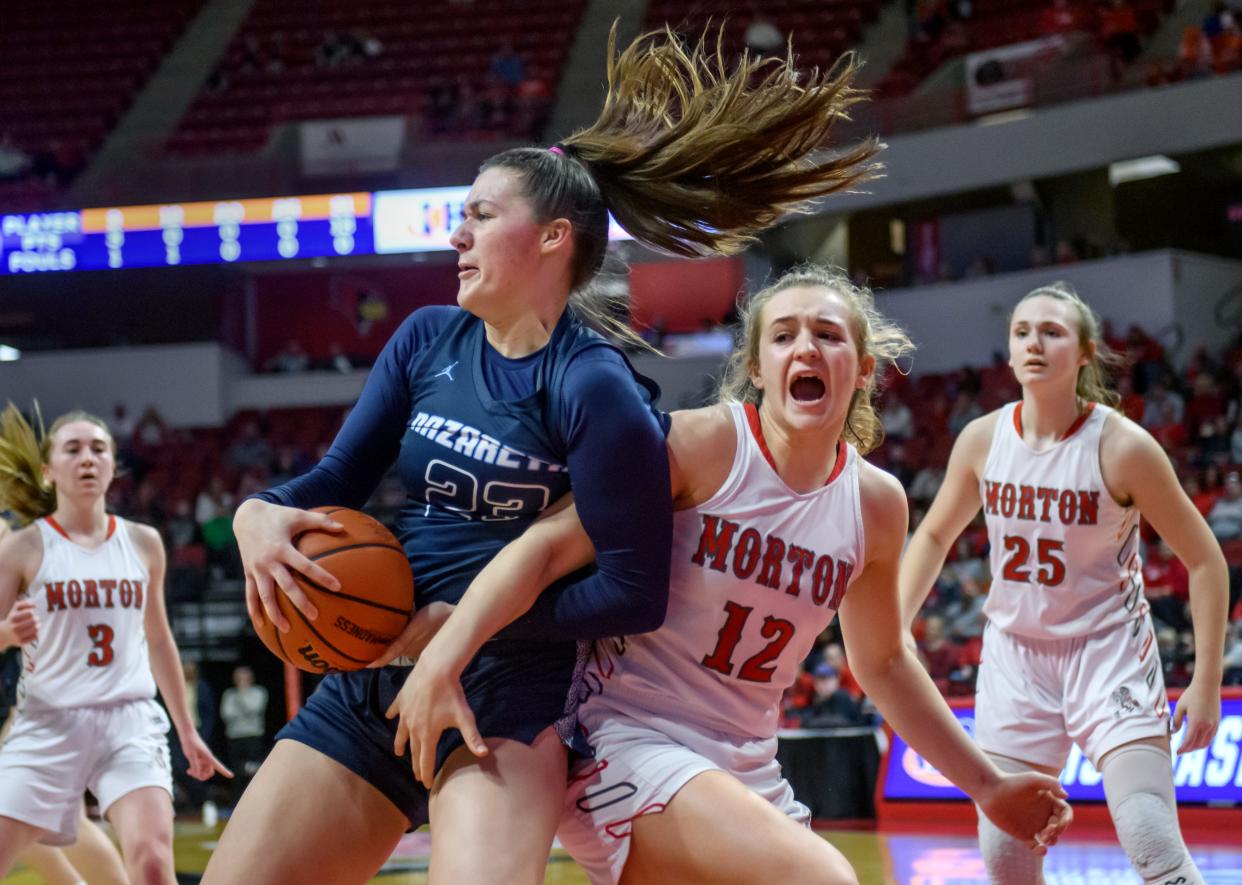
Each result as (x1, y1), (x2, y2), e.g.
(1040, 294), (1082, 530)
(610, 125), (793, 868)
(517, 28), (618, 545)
(668, 404), (737, 508)
(1097, 406), (1163, 505)
(126, 520), (167, 570)
(0, 522), (45, 583)
(857, 460), (909, 559)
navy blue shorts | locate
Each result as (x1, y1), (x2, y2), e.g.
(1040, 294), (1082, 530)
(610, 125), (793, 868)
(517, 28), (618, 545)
(277, 639), (583, 827)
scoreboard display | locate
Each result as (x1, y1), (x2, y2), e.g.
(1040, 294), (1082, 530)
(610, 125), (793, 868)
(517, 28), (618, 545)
(1, 186), (633, 274)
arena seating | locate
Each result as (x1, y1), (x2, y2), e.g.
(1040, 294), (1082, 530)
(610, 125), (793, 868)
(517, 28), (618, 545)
(165, 0), (584, 156)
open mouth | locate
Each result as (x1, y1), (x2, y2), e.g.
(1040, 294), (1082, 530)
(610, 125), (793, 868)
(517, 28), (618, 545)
(790, 375), (826, 403)
(458, 264), (478, 278)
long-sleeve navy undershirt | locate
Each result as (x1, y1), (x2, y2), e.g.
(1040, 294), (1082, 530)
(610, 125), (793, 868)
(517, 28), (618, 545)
(256, 307), (671, 641)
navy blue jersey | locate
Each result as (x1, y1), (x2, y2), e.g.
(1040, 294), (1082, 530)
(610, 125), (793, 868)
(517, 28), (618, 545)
(259, 304), (672, 639)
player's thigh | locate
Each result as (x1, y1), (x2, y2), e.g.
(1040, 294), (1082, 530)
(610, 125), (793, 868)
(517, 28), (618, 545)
(202, 740), (408, 885)
(106, 786), (174, 863)
(0, 816), (46, 878)
(428, 725), (567, 885)
(620, 770), (857, 885)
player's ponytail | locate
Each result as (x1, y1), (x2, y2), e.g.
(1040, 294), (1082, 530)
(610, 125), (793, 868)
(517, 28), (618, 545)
(482, 23), (880, 352)
(0, 404), (115, 524)
(718, 265), (913, 455)
(1013, 283), (1122, 408)
(0, 403), (55, 524)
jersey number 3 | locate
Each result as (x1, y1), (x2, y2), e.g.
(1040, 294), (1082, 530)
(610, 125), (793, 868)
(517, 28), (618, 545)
(701, 601), (796, 684)
(1001, 535), (1066, 586)
(87, 624), (115, 667)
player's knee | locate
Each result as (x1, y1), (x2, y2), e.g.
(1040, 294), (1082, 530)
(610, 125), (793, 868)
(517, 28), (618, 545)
(978, 810), (1044, 883)
(769, 838), (858, 885)
(124, 836), (173, 885)
(1111, 792), (1197, 883)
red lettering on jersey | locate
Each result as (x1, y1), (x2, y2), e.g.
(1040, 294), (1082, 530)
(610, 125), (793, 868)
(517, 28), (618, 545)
(133, 580), (143, 609)
(999, 483), (1017, 517)
(984, 480), (1001, 515)
(66, 579), (82, 608)
(827, 559), (854, 609)
(1017, 484), (1036, 521)
(100, 579), (116, 607)
(1077, 490), (1099, 525)
(757, 535), (785, 590)
(45, 582), (66, 612)
(785, 545), (813, 596)
(1036, 487), (1058, 522)
(810, 555), (834, 605)
(1058, 489), (1077, 524)
(691, 515), (739, 572)
(119, 580), (133, 608)
(83, 579), (100, 608)
(731, 528), (762, 580)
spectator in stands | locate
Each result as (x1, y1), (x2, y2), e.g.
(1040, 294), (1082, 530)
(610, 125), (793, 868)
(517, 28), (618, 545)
(744, 13), (785, 56)
(350, 28), (383, 61)
(264, 338), (311, 373)
(796, 664), (868, 728)
(908, 462), (946, 505)
(1202, 1), (1235, 43)
(1144, 538), (1191, 631)
(822, 642), (864, 700)
(220, 666), (269, 807)
(1209, 471), (1242, 539)
(1142, 378), (1184, 429)
(489, 40), (525, 92)
(1150, 398), (1189, 451)
(427, 77), (459, 134)
(947, 391), (984, 436)
(195, 476), (234, 527)
(1098, 0), (1142, 73)
(225, 420), (273, 472)
(0, 135), (31, 181)
(1179, 25), (1216, 78)
(881, 394), (914, 441)
(917, 615), (962, 689)
(1041, 0), (1085, 35)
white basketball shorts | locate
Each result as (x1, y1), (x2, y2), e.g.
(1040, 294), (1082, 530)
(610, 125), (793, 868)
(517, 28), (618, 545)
(558, 701), (808, 885)
(975, 609), (1170, 770)
(0, 697), (173, 845)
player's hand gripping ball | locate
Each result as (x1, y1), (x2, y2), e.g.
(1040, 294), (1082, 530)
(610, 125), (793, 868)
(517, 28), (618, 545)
(254, 507), (414, 673)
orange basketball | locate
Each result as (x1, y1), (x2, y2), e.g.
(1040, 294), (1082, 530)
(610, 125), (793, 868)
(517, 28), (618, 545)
(253, 506), (414, 674)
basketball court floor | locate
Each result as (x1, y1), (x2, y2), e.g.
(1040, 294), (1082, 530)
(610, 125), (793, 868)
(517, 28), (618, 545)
(4, 819), (1242, 883)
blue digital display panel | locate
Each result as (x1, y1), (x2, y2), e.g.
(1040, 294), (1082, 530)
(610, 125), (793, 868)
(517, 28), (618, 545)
(1, 187), (634, 274)
(883, 697), (1242, 804)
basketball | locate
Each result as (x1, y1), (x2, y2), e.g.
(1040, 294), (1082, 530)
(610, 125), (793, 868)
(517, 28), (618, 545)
(253, 506), (414, 674)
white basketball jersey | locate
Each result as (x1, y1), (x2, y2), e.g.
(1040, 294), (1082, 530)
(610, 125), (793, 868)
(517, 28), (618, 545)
(980, 402), (1144, 640)
(578, 402), (865, 741)
(17, 516), (156, 711)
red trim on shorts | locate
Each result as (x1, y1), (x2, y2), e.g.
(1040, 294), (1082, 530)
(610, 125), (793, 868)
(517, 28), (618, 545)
(604, 802), (667, 840)
(1013, 401), (1096, 442)
(744, 402), (846, 486)
(568, 759), (608, 785)
(44, 516), (71, 540)
(1139, 628), (1153, 662)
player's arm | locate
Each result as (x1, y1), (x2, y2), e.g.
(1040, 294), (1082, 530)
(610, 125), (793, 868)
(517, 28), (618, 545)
(0, 527), (41, 651)
(500, 350), (674, 640)
(897, 413), (995, 626)
(1103, 416), (1228, 754)
(237, 308), (454, 629)
(136, 524), (231, 780)
(841, 464), (1069, 848)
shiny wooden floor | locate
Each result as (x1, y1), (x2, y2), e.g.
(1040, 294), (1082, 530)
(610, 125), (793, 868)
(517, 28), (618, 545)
(5, 820), (1242, 884)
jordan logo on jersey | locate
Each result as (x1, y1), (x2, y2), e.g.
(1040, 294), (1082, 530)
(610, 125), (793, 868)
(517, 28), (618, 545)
(43, 579), (144, 612)
(433, 361), (458, 381)
(982, 480), (1099, 526)
(690, 514), (853, 609)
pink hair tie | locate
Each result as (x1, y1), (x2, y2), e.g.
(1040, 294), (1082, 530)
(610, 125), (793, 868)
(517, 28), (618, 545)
(548, 145), (565, 155)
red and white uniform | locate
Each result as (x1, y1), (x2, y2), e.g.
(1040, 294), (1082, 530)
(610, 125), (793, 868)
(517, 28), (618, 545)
(559, 402), (865, 884)
(0, 515), (171, 845)
(16, 515), (156, 712)
(974, 402), (1169, 768)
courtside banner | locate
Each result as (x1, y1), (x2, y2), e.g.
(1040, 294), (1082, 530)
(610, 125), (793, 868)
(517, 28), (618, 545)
(882, 696), (1242, 804)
